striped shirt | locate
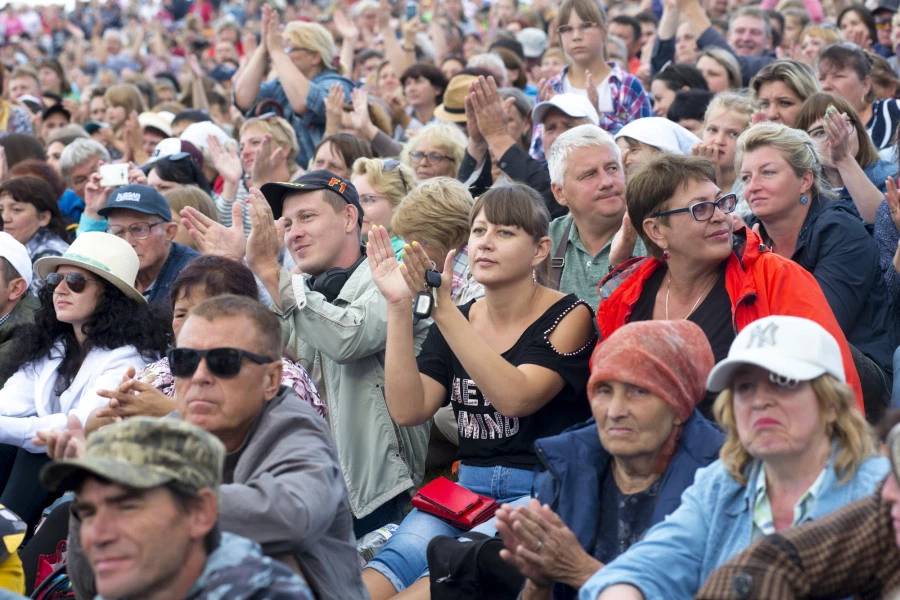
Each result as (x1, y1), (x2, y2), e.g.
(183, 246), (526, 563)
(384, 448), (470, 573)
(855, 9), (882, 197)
(866, 99), (900, 151)
(751, 464), (829, 539)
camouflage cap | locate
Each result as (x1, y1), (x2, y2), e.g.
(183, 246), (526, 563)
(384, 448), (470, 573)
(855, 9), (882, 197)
(40, 418), (225, 494)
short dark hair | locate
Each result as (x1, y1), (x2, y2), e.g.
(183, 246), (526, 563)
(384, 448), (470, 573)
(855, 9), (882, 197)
(0, 176), (69, 241)
(0, 134), (45, 169)
(653, 63), (709, 92)
(187, 294), (283, 359)
(9, 159), (66, 201)
(314, 133), (374, 172)
(611, 15), (641, 44)
(634, 11), (659, 27)
(0, 256), (22, 284)
(667, 89), (714, 122)
(165, 481), (221, 554)
(206, 91), (228, 113)
(151, 155), (212, 195)
(169, 256), (260, 309)
(818, 42), (873, 93)
(626, 154), (717, 260)
(400, 63), (450, 104)
(837, 6), (877, 47)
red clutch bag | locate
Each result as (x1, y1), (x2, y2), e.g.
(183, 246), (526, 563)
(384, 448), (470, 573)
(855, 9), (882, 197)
(411, 476), (499, 530)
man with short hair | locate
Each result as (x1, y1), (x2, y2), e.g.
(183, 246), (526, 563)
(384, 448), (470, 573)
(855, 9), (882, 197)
(728, 7), (773, 57)
(242, 171), (432, 540)
(548, 124), (643, 310)
(98, 184), (200, 306)
(610, 16), (643, 74)
(41, 418), (314, 600)
(0, 233), (38, 387)
(59, 139), (110, 223)
(7, 67), (40, 101)
(39, 104), (71, 145)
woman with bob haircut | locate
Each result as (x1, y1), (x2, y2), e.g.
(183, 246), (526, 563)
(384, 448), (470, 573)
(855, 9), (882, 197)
(362, 183), (597, 599)
(749, 59), (820, 128)
(103, 83), (147, 156)
(313, 133), (373, 180)
(234, 4), (355, 168)
(401, 122), (467, 180)
(496, 320), (723, 600)
(736, 123), (896, 422)
(580, 315), (888, 600)
(398, 62), (449, 131)
(0, 232), (169, 528)
(696, 47), (743, 93)
(798, 24), (843, 67)
(596, 153), (865, 418)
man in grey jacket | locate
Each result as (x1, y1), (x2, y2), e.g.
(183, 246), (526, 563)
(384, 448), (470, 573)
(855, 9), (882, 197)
(43, 295), (366, 600)
(248, 171), (431, 537)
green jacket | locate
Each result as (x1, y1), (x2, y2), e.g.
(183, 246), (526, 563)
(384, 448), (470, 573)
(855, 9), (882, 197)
(276, 263), (431, 518)
(0, 294), (39, 387)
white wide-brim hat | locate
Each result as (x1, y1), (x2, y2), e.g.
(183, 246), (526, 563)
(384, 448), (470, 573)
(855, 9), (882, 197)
(34, 232), (146, 304)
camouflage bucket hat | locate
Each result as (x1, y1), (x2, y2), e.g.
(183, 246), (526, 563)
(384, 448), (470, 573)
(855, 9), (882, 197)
(40, 418), (225, 494)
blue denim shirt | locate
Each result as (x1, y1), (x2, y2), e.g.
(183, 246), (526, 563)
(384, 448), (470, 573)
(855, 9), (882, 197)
(578, 452), (889, 600)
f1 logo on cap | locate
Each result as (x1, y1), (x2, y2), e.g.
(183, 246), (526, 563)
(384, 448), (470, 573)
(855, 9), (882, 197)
(328, 177), (347, 194)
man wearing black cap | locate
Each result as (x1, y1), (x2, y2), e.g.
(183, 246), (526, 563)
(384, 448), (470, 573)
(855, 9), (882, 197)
(38, 104), (70, 146)
(99, 184), (200, 306)
(247, 170), (431, 538)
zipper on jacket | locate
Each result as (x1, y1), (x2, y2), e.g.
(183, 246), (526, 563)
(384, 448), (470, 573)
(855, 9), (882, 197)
(731, 292), (757, 334)
(534, 444), (563, 511)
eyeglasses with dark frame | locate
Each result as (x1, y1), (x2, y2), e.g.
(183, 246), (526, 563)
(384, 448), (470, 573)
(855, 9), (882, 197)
(107, 221), (166, 241)
(45, 272), (100, 294)
(167, 347), (276, 379)
(650, 193), (738, 222)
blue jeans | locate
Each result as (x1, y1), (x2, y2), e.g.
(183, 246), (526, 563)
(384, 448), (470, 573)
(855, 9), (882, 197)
(365, 464), (534, 592)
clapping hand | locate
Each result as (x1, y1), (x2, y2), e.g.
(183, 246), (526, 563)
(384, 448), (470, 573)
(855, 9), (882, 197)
(181, 202), (247, 260)
(208, 134), (243, 185)
(95, 366), (175, 420)
(32, 414), (87, 460)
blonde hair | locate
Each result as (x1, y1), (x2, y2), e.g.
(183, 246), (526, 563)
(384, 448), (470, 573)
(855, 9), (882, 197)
(240, 116), (300, 166)
(749, 59), (820, 104)
(284, 21), (340, 75)
(391, 177), (474, 253)
(402, 122), (468, 175)
(698, 47), (743, 90)
(103, 83), (146, 115)
(734, 122), (833, 201)
(800, 24), (843, 47)
(165, 187), (218, 222)
(713, 374), (876, 486)
(352, 158), (417, 209)
(703, 90), (755, 127)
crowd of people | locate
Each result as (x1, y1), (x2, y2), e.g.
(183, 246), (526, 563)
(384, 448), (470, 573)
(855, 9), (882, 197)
(0, 0), (897, 597)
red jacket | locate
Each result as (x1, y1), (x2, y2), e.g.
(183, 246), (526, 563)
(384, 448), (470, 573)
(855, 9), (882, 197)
(596, 228), (865, 413)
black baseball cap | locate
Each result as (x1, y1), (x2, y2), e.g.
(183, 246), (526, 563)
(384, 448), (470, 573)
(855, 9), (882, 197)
(261, 170), (363, 226)
(98, 184), (173, 222)
(42, 103), (71, 122)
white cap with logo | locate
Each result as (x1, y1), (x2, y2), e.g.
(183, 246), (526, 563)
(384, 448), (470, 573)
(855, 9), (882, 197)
(0, 232), (33, 288)
(706, 315), (845, 392)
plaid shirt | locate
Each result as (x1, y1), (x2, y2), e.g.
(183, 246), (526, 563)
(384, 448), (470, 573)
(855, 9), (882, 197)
(529, 63), (652, 162)
(751, 464), (828, 539)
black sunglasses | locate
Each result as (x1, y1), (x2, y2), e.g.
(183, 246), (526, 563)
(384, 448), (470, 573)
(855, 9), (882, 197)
(45, 272), (99, 294)
(384, 159), (408, 194)
(167, 347), (275, 379)
(650, 193), (738, 222)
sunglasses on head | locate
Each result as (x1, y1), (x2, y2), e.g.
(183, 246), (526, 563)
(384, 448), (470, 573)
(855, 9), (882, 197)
(167, 347), (275, 379)
(45, 272), (99, 294)
(383, 159), (409, 194)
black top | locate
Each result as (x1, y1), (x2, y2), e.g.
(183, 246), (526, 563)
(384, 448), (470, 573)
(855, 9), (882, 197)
(593, 469), (661, 564)
(417, 294), (596, 470)
(629, 265), (734, 417)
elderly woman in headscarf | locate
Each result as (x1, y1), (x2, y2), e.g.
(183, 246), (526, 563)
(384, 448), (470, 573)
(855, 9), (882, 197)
(495, 319), (724, 600)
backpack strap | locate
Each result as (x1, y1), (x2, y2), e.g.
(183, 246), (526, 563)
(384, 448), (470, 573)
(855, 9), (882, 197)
(549, 219), (573, 291)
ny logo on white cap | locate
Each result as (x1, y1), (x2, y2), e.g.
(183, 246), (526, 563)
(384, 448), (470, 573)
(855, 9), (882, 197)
(745, 322), (778, 349)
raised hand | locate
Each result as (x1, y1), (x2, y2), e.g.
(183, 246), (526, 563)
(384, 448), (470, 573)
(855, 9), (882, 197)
(245, 187), (285, 275)
(208, 134), (243, 184)
(824, 107), (853, 165)
(470, 76), (515, 142)
(350, 87), (375, 135)
(538, 78), (557, 102)
(367, 225), (416, 306)
(333, 9), (360, 42)
(325, 83), (346, 132)
(464, 93), (486, 153)
(181, 202), (247, 260)
(885, 176), (900, 233)
(400, 238), (453, 314)
(250, 134), (287, 187)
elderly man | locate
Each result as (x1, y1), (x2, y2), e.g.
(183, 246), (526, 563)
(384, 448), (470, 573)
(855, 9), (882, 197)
(41, 418), (314, 600)
(38, 294), (366, 600)
(0, 234), (38, 387)
(695, 421), (900, 599)
(547, 125), (644, 310)
(459, 77), (600, 219)
(59, 138), (110, 225)
(98, 184), (200, 306)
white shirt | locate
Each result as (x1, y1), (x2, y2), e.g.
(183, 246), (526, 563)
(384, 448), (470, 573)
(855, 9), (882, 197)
(561, 71), (614, 113)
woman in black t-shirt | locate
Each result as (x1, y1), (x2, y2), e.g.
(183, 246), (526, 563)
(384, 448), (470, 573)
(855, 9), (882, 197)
(362, 183), (597, 600)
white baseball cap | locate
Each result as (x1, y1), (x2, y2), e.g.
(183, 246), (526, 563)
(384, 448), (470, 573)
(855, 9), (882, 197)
(180, 121), (230, 152)
(0, 232), (32, 288)
(532, 93), (600, 126)
(614, 117), (700, 155)
(707, 315), (845, 392)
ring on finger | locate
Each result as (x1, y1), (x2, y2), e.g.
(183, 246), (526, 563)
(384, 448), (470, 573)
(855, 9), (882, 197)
(535, 540), (543, 552)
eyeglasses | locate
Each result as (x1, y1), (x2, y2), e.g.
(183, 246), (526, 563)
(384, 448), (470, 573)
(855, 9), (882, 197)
(45, 272), (99, 294)
(167, 347), (276, 379)
(360, 193), (390, 206)
(409, 151), (453, 165)
(650, 193), (737, 222)
(384, 159), (409, 194)
(107, 221), (165, 240)
(557, 22), (599, 37)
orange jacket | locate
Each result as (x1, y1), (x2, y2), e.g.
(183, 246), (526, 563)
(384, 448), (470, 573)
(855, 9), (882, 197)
(596, 228), (865, 413)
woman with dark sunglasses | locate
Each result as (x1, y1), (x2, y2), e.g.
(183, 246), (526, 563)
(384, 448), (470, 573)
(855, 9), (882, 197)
(735, 123), (895, 424)
(0, 232), (169, 530)
(598, 153), (867, 421)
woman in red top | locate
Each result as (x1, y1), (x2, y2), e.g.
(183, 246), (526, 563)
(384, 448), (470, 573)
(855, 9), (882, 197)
(596, 153), (864, 419)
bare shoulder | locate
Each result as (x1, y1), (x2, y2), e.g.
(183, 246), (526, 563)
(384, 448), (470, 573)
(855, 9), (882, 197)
(546, 299), (595, 355)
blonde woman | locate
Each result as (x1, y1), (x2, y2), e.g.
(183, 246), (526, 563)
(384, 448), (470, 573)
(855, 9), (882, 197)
(750, 59), (820, 127)
(580, 315), (888, 600)
(401, 122), (467, 180)
(691, 91), (754, 198)
(798, 24), (844, 67)
(350, 158), (417, 254)
(234, 4), (355, 169)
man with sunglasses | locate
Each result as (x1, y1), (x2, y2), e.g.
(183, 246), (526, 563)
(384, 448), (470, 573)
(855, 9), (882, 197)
(98, 184), (200, 307)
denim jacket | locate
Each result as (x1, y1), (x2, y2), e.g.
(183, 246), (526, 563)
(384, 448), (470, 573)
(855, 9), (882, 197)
(578, 451), (889, 600)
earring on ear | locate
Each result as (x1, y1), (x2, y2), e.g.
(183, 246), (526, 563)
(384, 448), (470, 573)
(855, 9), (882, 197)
(532, 270), (537, 286)
(663, 249), (670, 261)
(800, 195), (809, 205)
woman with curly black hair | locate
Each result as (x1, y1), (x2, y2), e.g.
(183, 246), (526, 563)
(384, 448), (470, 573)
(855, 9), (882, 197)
(0, 232), (170, 528)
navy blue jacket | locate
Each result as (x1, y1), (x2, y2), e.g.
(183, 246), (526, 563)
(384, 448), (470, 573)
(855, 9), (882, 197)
(533, 411), (723, 600)
(144, 241), (200, 307)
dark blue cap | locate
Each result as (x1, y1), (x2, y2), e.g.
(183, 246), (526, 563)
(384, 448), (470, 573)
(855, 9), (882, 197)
(209, 64), (238, 83)
(261, 170), (363, 227)
(98, 184), (173, 222)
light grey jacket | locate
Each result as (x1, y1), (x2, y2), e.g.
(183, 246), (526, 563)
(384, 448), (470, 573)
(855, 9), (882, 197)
(275, 263), (431, 518)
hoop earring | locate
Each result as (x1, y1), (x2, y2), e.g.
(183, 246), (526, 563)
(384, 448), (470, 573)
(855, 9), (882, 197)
(800, 195), (809, 205)
(663, 249), (670, 261)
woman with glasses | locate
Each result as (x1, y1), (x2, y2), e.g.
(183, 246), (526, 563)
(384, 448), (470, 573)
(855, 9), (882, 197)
(350, 158), (417, 256)
(0, 176), (70, 293)
(736, 123), (895, 423)
(402, 122), (467, 180)
(529, 0), (651, 162)
(0, 232), (168, 529)
(580, 315), (887, 600)
(598, 153), (865, 419)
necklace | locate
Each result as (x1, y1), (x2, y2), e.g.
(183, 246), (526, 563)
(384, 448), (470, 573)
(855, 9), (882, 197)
(665, 272), (718, 320)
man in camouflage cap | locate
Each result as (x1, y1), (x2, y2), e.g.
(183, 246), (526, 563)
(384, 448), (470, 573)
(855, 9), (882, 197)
(40, 418), (314, 600)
